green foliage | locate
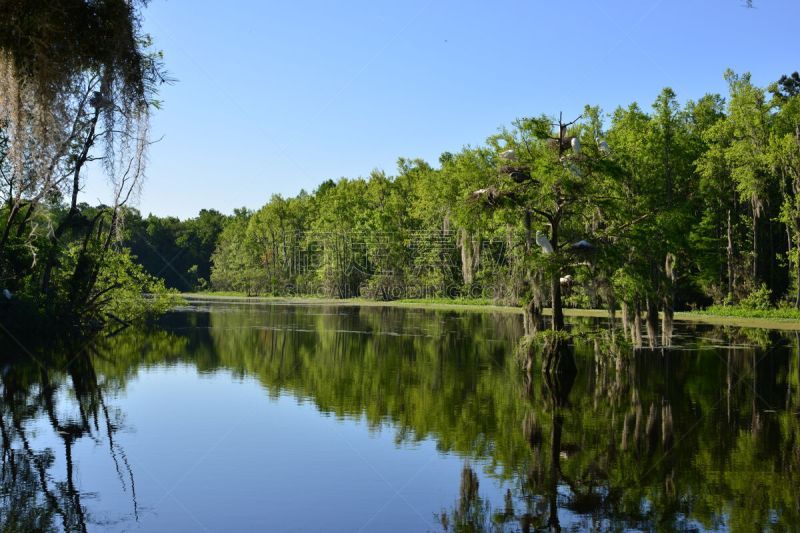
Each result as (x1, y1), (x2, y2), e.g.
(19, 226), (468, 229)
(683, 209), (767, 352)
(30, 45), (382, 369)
(739, 283), (773, 310)
(178, 69), (800, 317)
(0, 204), (179, 333)
(396, 297), (495, 306)
(0, 0), (170, 335)
(209, 208), (260, 295)
(123, 207), (229, 291)
(696, 304), (800, 320)
(0, 0), (157, 105)
(89, 247), (180, 322)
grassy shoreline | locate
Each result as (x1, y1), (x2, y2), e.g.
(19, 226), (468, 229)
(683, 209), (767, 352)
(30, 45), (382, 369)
(180, 293), (800, 331)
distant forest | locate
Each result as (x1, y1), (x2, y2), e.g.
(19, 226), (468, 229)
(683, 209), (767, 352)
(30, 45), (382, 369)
(125, 70), (800, 312)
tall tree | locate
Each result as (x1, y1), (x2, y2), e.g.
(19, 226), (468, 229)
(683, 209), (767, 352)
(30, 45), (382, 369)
(0, 0), (168, 329)
(473, 112), (619, 331)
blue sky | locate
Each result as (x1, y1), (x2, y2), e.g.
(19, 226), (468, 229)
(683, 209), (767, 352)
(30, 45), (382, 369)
(81, 0), (800, 219)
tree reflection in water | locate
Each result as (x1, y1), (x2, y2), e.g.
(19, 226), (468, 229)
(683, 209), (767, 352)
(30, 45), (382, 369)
(1, 304), (799, 531)
(0, 341), (141, 532)
(422, 312), (799, 531)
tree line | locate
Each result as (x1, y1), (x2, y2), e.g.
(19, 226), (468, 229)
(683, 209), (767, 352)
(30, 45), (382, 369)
(199, 70), (800, 322)
(2, 2), (791, 338)
(122, 208), (228, 292)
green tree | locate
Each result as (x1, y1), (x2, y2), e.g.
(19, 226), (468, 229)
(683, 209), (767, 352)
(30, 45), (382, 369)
(474, 112), (619, 331)
(246, 193), (311, 294)
(210, 208), (258, 294)
(608, 89), (705, 345)
(311, 178), (371, 297)
(769, 87), (800, 306)
(0, 0), (167, 331)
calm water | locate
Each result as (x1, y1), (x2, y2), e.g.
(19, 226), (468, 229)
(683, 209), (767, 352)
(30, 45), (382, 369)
(1, 301), (799, 532)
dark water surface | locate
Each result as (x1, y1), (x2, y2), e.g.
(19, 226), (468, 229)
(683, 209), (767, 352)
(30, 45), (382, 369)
(2, 301), (799, 532)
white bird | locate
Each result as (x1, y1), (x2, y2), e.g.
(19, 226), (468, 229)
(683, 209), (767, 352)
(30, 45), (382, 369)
(570, 137), (581, 154)
(535, 231), (554, 255)
(2, 289), (11, 300)
(499, 149), (516, 161)
(470, 187), (503, 205)
(597, 138), (610, 154)
(559, 275), (573, 285)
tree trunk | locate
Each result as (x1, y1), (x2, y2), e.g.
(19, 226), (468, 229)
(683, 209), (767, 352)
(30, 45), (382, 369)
(661, 301), (674, 347)
(796, 234), (800, 308)
(550, 274), (564, 331)
(606, 288), (617, 333)
(459, 228), (475, 285)
(752, 209), (758, 284)
(727, 208), (734, 300)
(621, 301), (630, 340)
(769, 217), (775, 295)
(632, 300), (643, 348)
(646, 297), (658, 349)
(524, 297), (544, 335)
(524, 272), (544, 335)
(549, 218), (564, 331)
(0, 203), (20, 260)
(40, 106), (101, 298)
(662, 253), (675, 346)
(524, 210), (532, 252)
(794, 225), (800, 308)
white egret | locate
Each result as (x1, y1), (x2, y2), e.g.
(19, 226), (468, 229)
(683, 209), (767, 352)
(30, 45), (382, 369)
(499, 149), (516, 161)
(2, 289), (11, 300)
(596, 138), (610, 154)
(570, 137), (581, 154)
(535, 231), (554, 254)
(470, 187), (505, 206)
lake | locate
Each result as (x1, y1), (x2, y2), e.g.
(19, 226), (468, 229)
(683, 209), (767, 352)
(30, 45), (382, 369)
(2, 300), (799, 532)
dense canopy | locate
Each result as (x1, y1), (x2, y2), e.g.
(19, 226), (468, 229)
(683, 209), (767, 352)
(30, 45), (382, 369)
(192, 70), (800, 329)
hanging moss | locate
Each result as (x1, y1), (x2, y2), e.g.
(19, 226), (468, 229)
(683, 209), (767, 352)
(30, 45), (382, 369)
(0, 0), (154, 104)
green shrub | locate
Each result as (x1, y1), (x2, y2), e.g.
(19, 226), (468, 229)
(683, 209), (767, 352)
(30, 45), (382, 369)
(739, 283), (773, 311)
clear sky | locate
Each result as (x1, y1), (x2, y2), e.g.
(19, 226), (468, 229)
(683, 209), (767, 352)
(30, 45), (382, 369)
(81, 0), (800, 219)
